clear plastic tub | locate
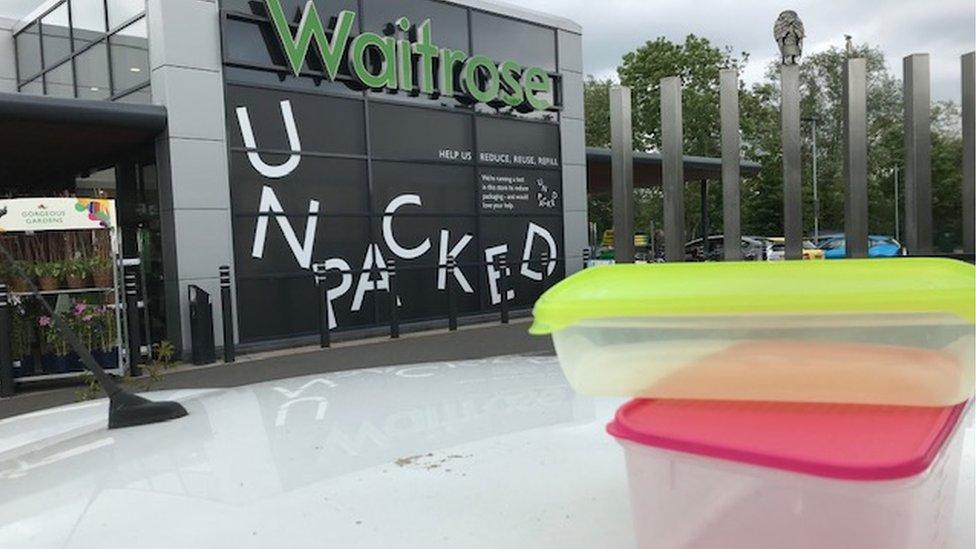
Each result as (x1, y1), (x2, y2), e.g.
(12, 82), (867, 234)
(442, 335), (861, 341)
(532, 259), (975, 406)
(608, 398), (971, 549)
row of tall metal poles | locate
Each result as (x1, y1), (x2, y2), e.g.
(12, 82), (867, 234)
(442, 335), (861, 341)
(608, 53), (976, 262)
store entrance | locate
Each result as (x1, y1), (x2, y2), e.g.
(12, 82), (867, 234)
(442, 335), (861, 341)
(0, 92), (169, 379)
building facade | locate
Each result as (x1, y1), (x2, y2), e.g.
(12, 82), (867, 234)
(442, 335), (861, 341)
(0, 0), (586, 353)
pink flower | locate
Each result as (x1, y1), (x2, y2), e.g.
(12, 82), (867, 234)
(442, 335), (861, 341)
(83, 315), (93, 322)
(74, 303), (87, 315)
(38, 316), (52, 327)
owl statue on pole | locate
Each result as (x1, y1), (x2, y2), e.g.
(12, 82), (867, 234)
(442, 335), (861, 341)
(774, 10), (805, 65)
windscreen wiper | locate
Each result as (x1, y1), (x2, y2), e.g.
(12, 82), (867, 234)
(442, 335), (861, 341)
(0, 207), (187, 429)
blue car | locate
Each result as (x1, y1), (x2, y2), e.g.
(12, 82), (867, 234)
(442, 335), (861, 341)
(819, 235), (904, 259)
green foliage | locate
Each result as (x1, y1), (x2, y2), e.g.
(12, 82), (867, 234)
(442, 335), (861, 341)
(64, 257), (90, 278)
(33, 261), (63, 279)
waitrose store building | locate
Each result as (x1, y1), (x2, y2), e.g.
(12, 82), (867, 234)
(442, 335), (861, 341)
(0, 0), (586, 352)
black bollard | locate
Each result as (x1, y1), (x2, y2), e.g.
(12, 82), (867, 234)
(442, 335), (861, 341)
(541, 251), (550, 292)
(125, 271), (142, 377)
(219, 266), (235, 363)
(388, 259), (399, 339)
(312, 262), (330, 348)
(582, 248), (590, 269)
(446, 255), (458, 331)
(498, 253), (509, 324)
(0, 284), (13, 397)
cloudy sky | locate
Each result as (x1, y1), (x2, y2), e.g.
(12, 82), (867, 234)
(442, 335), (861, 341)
(521, 0), (975, 102)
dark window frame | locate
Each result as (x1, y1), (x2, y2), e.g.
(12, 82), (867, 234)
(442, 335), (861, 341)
(14, 0), (148, 100)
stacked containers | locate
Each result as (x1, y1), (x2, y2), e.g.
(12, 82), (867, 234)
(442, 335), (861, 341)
(531, 258), (975, 548)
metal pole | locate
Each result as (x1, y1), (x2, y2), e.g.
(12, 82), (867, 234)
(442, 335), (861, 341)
(781, 64), (803, 260)
(0, 284), (13, 397)
(124, 271), (142, 377)
(661, 76), (686, 262)
(843, 58), (869, 258)
(903, 53), (933, 255)
(962, 52), (975, 254)
(446, 255), (458, 331)
(894, 166), (900, 243)
(498, 254), (509, 324)
(812, 118), (819, 244)
(610, 86), (635, 263)
(720, 68), (742, 261)
(312, 262), (331, 348)
(219, 266), (235, 363)
(388, 258), (399, 339)
(135, 226), (151, 351)
(700, 180), (709, 257)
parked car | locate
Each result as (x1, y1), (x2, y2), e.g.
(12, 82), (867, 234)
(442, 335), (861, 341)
(684, 235), (767, 261)
(818, 235), (905, 259)
(764, 237), (825, 260)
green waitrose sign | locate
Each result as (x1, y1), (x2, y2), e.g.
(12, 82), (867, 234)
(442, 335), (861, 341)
(264, 0), (558, 111)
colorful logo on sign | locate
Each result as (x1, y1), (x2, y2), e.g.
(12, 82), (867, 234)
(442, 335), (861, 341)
(75, 199), (113, 228)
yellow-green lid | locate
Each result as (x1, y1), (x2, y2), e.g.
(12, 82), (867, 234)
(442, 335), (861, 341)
(530, 258), (976, 335)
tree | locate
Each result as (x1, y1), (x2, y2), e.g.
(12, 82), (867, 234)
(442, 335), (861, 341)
(618, 35), (748, 155)
(583, 76), (613, 148)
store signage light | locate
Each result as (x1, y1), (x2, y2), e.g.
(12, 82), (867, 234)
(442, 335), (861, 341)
(264, 0), (558, 111)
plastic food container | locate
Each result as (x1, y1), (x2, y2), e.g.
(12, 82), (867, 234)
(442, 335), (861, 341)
(607, 398), (972, 549)
(530, 258), (975, 405)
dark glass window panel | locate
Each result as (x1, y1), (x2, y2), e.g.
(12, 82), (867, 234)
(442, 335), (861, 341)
(229, 153), (370, 217)
(370, 216), (481, 323)
(478, 215), (563, 309)
(232, 208), (371, 279)
(362, 0), (468, 53)
(44, 60), (75, 97)
(372, 162), (476, 214)
(109, 17), (149, 93)
(475, 116), (560, 168)
(223, 66), (363, 96)
(470, 12), (556, 72)
(15, 23), (42, 81)
(360, 0), (467, 106)
(222, 17), (356, 84)
(225, 85), (367, 155)
(19, 78), (44, 95)
(74, 42), (111, 99)
(369, 102), (473, 162)
(235, 273), (376, 342)
(72, 0), (107, 50)
(41, 2), (72, 67)
(115, 85), (151, 104)
(477, 167), (561, 215)
(107, 0), (144, 30)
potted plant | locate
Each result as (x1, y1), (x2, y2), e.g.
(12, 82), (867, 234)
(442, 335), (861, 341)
(65, 302), (98, 372)
(65, 258), (90, 289)
(94, 305), (119, 369)
(91, 257), (113, 288)
(38, 315), (69, 374)
(34, 262), (63, 291)
(10, 260), (34, 293)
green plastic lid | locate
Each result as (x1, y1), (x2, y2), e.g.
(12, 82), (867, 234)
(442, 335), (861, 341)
(530, 258), (976, 335)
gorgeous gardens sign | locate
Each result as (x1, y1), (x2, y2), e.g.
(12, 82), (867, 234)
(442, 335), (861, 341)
(264, 0), (559, 111)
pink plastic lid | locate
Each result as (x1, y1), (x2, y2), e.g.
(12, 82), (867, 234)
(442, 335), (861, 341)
(607, 399), (969, 480)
